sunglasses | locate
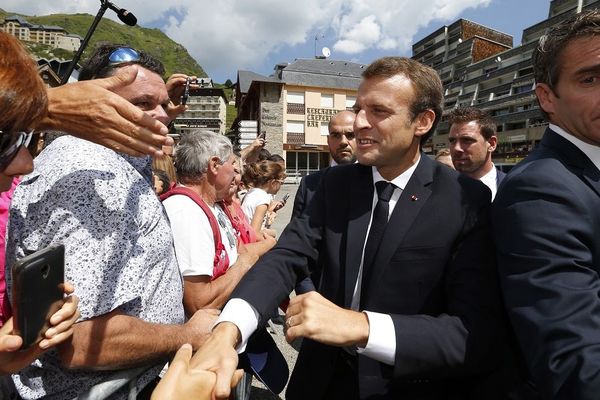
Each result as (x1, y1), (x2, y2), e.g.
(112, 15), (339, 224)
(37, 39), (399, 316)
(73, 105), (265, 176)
(0, 130), (34, 171)
(108, 47), (141, 66)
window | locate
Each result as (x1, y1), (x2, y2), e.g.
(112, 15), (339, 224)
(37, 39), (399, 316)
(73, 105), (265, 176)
(321, 94), (333, 108)
(286, 121), (304, 133)
(345, 96), (356, 109)
(287, 91), (305, 104)
(320, 122), (329, 136)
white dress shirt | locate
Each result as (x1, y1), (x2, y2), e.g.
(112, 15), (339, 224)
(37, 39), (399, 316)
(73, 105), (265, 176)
(550, 123), (600, 170)
(217, 156), (422, 366)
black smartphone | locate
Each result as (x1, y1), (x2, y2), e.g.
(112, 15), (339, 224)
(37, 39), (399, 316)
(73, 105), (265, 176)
(11, 244), (65, 348)
(181, 77), (192, 106)
(282, 193), (290, 203)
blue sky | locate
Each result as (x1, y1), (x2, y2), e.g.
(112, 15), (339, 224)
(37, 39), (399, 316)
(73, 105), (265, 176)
(6, 0), (553, 83)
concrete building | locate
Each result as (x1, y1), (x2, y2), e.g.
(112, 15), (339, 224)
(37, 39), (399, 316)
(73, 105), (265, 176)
(173, 78), (228, 136)
(416, 0), (600, 167)
(0, 15), (80, 51)
(234, 58), (365, 176)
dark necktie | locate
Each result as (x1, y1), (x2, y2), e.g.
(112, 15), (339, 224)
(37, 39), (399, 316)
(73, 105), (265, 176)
(361, 181), (395, 302)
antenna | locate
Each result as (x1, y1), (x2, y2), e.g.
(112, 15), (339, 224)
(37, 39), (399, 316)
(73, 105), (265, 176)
(314, 32), (324, 58)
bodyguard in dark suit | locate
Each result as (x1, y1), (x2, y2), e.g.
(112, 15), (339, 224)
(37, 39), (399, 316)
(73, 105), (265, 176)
(493, 10), (600, 400)
(448, 107), (506, 200)
(292, 110), (356, 293)
(193, 57), (509, 399)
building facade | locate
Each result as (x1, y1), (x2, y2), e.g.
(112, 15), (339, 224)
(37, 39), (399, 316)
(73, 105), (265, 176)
(173, 78), (228, 136)
(234, 59), (364, 176)
(416, 0), (599, 166)
(0, 15), (81, 51)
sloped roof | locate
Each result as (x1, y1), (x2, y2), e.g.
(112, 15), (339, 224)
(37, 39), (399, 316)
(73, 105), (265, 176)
(281, 58), (366, 90)
(237, 70), (281, 94)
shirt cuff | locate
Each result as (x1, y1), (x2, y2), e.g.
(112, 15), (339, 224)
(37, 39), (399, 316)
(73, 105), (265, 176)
(357, 311), (396, 366)
(214, 298), (259, 353)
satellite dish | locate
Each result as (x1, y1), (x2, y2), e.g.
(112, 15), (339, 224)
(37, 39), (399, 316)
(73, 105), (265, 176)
(322, 47), (331, 58)
(496, 56), (502, 62)
(457, 38), (462, 44)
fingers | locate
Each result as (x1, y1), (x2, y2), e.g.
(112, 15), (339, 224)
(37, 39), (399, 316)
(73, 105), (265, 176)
(95, 65), (138, 90)
(212, 361), (238, 399)
(48, 295), (80, 326)
(62, 282), (75, 295)
(0, 334), (23, 352)
(168, 343), (193, 375)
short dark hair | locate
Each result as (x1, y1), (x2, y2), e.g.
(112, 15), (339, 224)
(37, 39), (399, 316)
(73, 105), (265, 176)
(448, 107), (496, 140)
(533, 10), (600, 119)
(362, 57), (443, 144)
(78, 43), (165, 81)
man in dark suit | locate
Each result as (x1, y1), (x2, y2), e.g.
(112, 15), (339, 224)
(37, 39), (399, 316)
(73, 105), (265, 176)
(493, 10), (600, 400)
(194, 57), (507, 399)
(448, 107), (506, 200)
(291, 110), (356, 292)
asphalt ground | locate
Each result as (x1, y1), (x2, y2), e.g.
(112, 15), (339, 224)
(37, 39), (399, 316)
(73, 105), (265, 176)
(249, 182), (301, 400)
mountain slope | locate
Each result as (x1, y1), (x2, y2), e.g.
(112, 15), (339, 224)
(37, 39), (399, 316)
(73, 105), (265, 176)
(0, 9), (206, 78)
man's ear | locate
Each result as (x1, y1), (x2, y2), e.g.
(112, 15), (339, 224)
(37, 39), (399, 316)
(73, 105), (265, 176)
(535, 83), (556, 116)
(207, 156), (221, 175)
(414, 109), (436, 138)
(488, 135), (498, 152)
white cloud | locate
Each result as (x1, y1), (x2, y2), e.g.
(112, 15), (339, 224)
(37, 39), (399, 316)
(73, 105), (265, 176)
(3, 0), (491, 80)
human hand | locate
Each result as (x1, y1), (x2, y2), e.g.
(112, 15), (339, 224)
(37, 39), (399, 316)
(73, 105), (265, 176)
(39, 282), (80, 350)
(189, 322), (243, 399)
(42, 66), (173, 157)
(184, 309), (221, 349)
(284, 292), (369, 347)
(268, 200), (284, 213)
(151, 343), (217, 400)
(0, 282), (80, 373)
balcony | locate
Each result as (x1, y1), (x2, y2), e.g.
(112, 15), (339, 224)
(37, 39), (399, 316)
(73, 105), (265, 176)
(286, 132), (305, 145)
(287, 103), (305, 115)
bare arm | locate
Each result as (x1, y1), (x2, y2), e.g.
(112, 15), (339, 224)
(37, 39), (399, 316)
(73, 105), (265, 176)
(239, 233), (276, 258)
(250, 204), (268, 237)
(183, 252), (259, 313)
(39, 66), (173, 157)
(57, 308), (218, 370)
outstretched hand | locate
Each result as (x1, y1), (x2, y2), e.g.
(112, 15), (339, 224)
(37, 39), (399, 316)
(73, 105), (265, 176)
(40, 66), (173, 157)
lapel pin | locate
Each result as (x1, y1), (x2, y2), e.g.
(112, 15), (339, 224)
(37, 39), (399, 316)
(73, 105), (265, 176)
(411, 195), (418, 201)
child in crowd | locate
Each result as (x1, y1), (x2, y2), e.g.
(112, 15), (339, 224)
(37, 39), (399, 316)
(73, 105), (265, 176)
(241, 160), (286, 237)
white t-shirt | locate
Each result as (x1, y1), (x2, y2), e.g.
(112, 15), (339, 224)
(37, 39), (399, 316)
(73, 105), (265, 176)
(163, 194), (238, 277)
(241, 187), (272, 225)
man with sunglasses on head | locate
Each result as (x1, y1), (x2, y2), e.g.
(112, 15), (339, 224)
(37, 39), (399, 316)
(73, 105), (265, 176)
(5, 43), (217, 399)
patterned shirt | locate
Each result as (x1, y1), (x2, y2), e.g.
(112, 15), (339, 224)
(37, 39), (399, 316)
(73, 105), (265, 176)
(6, 136), (184, 399)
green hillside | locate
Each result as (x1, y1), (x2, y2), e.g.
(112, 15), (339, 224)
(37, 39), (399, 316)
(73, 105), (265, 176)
(0, 9), (206, 78)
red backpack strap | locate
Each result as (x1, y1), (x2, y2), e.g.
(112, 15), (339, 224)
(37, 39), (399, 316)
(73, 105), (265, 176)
(161, 187), (229, 280)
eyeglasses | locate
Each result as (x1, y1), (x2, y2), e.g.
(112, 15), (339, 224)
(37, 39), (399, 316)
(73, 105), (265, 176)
(216, 209), (237, 246)
(0, 130), (34, 171)
(108, 47), (141, 66)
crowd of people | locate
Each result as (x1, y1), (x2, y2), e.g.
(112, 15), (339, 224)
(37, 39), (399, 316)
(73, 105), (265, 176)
(1, 8), (600, 400)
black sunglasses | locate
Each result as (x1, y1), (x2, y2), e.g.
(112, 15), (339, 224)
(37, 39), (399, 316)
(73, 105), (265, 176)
(0, 130), (34, 171)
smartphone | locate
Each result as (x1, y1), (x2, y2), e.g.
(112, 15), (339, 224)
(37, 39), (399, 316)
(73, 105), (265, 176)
(11, 244), (65, 348)
(181, 77), (192, 106)
(282, 193), (290, 204)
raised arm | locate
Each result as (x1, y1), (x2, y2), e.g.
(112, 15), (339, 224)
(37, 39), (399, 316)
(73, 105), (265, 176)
(39, 66), (173, 157)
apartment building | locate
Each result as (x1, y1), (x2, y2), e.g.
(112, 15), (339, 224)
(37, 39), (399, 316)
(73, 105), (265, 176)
(0, 15), (81, 51)
(234, 58), (364, 176)
(415, 0), (599, 166)
(173, 78), (228, 136)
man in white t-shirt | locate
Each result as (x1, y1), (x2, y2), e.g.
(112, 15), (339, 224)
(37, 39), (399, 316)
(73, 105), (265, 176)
(163, 130), (259, 313)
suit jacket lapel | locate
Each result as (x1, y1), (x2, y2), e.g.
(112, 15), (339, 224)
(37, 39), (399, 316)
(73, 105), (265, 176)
(344, 165), (373, 307)
(361, 156), (434, 301)
(543, 129), (600, 197)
